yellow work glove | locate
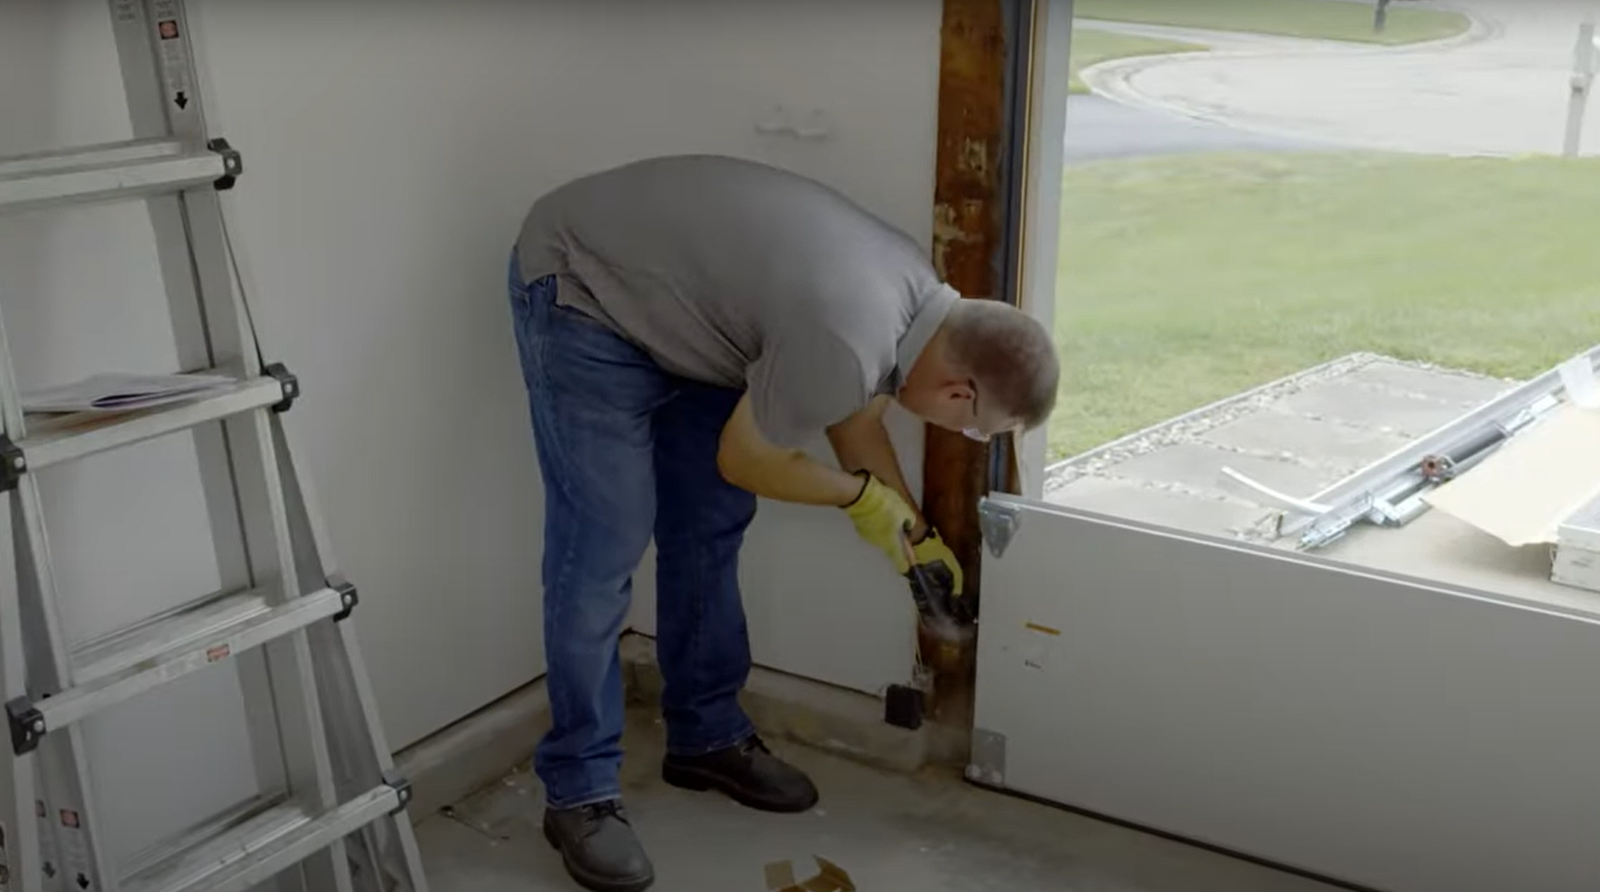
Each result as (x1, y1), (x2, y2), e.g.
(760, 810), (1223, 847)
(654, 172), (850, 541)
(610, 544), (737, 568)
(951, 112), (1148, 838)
(842, 472), (919, 574)
(910, 528), (964, 598)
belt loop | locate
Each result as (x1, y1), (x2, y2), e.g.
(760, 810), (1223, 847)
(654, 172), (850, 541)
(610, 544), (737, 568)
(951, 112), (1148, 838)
(532, 274), (559, 304)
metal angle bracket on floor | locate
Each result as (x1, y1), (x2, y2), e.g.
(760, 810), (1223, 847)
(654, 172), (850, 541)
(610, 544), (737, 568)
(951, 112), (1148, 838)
(1265, 346), (1600, 551)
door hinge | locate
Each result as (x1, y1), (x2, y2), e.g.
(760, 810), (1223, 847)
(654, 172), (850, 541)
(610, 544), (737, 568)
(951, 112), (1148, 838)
(978, 498), (1021, 559)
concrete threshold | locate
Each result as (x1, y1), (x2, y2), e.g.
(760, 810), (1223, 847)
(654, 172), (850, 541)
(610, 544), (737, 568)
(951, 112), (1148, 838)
(619, 633), (966, 775)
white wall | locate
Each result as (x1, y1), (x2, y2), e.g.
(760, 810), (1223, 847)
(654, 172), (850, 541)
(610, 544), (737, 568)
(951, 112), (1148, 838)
(0, 0), (941, 862)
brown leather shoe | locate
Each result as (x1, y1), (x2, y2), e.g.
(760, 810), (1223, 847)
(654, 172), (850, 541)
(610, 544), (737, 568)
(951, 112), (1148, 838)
(541, 799), (655, 892)
(661, 735), (819, 813)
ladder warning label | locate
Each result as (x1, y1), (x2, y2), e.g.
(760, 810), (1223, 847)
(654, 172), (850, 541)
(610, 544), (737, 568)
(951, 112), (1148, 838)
(149, 0), (192, 115)
(56, 810), (89, 892)
(34, 799), (61, 892)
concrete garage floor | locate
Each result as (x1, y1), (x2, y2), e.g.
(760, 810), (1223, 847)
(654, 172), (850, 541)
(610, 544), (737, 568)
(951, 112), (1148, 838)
(414, 707), (1338, 892)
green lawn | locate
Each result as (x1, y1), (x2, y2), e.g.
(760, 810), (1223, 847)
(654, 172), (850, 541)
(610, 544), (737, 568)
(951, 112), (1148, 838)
(1069, 28), (1208, 93)
(1049, 152), (1600, 460)
(1075, 0), (1470, 45)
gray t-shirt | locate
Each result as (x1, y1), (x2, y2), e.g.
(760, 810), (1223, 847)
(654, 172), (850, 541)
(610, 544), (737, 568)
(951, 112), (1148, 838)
(514, 154), (958, 449)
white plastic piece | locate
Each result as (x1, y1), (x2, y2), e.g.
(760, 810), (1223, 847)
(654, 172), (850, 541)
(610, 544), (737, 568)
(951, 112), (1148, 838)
(1558, 353), (1600, 409)
(1218, 466), (1333, 516)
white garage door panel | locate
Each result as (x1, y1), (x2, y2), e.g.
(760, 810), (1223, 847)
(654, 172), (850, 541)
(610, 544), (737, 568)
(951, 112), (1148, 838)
(973, 495), (1600, 892)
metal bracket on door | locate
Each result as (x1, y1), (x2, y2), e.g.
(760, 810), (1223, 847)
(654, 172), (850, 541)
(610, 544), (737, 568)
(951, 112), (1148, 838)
(965, 727), (1008, 787)
(978, 498), (1021, 559)
(1273, 347), (1599, 550)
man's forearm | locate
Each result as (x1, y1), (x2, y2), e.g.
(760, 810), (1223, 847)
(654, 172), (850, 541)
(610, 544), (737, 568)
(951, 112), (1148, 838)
(721, 446), (865, 506)
(717, 395), (867, 506)
(826, 398), (927, 538)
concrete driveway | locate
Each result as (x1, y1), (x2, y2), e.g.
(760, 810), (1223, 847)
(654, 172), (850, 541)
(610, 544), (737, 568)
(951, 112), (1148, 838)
(1081, 0), (1600, 157)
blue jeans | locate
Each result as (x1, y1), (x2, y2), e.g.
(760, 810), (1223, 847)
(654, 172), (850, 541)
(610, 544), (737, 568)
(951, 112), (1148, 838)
(506, 251), (758, 809)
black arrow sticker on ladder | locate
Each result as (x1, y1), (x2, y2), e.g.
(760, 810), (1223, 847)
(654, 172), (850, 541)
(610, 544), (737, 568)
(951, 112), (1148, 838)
(175, 91), (188, 109)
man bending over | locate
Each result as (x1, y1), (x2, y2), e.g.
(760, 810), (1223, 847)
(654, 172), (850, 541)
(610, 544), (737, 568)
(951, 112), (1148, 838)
(505, 154), (1059, 892)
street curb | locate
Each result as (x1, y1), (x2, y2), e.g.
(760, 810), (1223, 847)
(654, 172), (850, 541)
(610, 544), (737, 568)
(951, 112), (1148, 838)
(1076, 3), (1509, 156)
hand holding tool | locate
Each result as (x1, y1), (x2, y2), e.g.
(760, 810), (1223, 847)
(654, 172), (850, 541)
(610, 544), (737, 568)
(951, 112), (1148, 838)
(898, 522), (974, 628)
(842, 472), (920, 573)
(910, 528), (964, 598)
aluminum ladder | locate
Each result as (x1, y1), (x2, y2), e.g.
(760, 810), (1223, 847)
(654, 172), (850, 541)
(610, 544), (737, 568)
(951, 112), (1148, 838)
(0, 3), (429, 892)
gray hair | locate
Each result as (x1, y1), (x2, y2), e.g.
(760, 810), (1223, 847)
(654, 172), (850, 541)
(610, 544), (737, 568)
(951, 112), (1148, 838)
(942, 298), (1060, 430)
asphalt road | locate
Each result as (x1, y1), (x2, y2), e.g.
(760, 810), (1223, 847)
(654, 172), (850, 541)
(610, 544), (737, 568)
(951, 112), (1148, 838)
(1064, 93), (1325, 163)
(1086, 0), (1600, 157)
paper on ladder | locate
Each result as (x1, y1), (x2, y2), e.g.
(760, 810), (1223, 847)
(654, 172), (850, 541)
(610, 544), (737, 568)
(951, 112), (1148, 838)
(21, 372), (236, 414)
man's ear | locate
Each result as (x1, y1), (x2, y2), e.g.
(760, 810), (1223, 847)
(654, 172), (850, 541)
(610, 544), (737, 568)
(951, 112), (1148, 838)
(942, 380), (976, 405)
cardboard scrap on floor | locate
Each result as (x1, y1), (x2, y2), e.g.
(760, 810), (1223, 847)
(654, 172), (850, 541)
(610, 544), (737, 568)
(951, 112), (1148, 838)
(764, 855), (854, 892)
(1422, 402), (1600, 548)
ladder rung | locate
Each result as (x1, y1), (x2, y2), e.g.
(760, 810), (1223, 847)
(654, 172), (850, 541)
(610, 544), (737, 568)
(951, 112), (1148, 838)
(122, 793), (289, 881)
(0, 137), (241, 214)
(37, 585), (352, 734)
(123, 786), (402, 892)
(18, 375), (287, 471)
